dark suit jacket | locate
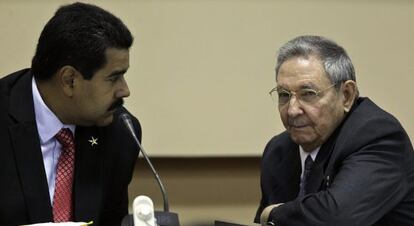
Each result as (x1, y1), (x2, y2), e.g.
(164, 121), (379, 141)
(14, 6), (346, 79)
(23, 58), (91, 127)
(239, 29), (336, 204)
(0, 69), (142, 226)
(255, 97), (414, 226)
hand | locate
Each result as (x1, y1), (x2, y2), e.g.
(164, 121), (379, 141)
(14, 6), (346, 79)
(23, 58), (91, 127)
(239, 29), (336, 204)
(260, 203), (284, 226)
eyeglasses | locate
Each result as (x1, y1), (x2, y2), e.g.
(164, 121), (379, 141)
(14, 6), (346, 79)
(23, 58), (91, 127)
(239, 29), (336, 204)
(269, 83), (337, 106)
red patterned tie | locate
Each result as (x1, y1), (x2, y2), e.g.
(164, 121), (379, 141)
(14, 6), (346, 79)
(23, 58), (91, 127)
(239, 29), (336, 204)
(53, 128), (75, 222)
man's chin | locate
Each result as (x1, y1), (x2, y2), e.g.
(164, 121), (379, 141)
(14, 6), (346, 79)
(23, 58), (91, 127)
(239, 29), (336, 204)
(96, 114), (114, 127)
(290, 134), (322, 151)
(289, 132), (314, 145)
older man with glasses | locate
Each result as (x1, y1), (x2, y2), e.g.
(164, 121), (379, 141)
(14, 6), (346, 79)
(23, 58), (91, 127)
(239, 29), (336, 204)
(255, 35), (414, 226)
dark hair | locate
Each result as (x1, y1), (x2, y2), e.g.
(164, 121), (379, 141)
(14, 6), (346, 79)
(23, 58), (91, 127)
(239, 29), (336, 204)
(275, 35), (356, 87)
(31, 2), (133, 80)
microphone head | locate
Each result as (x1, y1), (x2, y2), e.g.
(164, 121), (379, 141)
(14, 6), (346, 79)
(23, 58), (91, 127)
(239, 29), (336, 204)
(120, 113), (134, 131)
(120, 112), (140, 145)
(120, 112), (131, 123)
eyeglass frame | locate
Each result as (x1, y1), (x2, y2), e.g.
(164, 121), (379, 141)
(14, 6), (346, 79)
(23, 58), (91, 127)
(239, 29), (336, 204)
(269, 83), (338, 106)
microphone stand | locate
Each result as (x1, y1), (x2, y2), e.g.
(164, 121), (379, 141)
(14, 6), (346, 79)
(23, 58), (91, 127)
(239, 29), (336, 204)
(121, 113), (179, 226)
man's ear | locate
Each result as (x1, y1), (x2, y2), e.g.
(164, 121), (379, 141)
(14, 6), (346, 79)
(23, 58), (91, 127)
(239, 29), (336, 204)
(57, 66), (78, 97)
(341, 80), (358, 113)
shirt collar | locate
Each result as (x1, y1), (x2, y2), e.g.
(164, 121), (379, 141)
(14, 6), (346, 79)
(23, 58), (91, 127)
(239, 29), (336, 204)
(32, 76), (75, 144)
(299, 145), (320, 164)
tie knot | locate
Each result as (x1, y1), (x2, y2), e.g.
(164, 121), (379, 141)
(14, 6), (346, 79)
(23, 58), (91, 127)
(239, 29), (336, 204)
(55, 128), (74, 148)
(304, 155), (314, 171)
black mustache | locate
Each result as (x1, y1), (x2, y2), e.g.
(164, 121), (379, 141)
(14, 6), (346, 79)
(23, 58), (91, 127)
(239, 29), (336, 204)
(108, 98), (124, 111)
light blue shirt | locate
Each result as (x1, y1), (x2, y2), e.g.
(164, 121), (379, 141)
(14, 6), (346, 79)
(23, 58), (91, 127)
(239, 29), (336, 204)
(32, 77), (75, 204)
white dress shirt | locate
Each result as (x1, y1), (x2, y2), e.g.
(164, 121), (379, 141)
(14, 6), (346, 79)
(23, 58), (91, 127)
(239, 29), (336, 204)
(32, 77), (75, 203)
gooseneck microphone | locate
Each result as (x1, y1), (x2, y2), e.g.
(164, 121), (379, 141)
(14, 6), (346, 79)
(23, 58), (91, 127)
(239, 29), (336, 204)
(120, 113), (169, 212)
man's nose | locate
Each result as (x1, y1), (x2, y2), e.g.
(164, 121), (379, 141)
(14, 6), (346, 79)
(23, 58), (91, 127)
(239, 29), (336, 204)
(116, 77), (130, 98)
(287, 95), (304, 117)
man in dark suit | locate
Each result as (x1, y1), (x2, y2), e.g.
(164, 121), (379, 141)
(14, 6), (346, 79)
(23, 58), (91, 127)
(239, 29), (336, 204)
(255, 36), (414, 226)
(0, 3), (141, 225)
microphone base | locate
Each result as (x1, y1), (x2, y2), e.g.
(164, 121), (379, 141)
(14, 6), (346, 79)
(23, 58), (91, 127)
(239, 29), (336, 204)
(155, 211), (180, 226)
(122, 211), (180, 226)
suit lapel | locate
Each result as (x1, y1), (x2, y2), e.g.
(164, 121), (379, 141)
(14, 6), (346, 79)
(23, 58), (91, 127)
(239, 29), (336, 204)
(306, 160), (325, 194)
(272, 144), (302, 202)
(73, 126), (104, 222)
(306, 127), (340, 193)
(9, 71), (53, 222)
(286, 147), (302, 199)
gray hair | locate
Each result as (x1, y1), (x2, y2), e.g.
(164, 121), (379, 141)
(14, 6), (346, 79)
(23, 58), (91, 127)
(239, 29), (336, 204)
(275, 35), (356, 87)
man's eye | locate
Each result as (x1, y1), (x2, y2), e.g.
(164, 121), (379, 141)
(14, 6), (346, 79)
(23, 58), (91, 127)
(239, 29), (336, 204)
(301, 89), (317, 97)
(278, 91), (290, 98)
(108, 76), (119, 82)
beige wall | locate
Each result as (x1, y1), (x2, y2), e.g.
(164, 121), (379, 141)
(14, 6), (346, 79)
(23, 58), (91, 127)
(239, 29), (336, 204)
(1, 1), (413, 225)
(1, 0), (413, 157)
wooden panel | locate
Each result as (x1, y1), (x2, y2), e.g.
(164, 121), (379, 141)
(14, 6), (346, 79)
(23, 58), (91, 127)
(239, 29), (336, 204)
(128, 157), (261, 226)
